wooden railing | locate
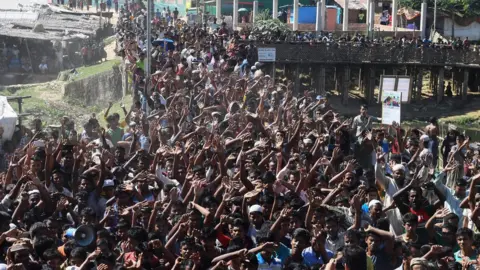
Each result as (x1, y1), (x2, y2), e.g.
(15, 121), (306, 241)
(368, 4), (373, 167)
(252, 43), (480, 66)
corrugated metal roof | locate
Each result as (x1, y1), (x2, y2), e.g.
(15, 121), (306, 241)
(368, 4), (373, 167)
(0, 9), (101, 36)
(0, 10), (39, 22)
(0, 25), (83, 41)
(335, 0), (367, 10)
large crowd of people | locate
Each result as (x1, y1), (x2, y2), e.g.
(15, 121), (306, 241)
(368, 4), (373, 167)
(2, 4), (480, 270)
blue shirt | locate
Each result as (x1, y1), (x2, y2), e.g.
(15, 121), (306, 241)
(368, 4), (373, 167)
(139, 134), (149, 150)
(256, 253), (282, 270)
(302, 246), (334, 267)
(275, 243), (290, 263)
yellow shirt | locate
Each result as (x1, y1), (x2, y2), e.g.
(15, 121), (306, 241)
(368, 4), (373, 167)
(367, 256), (374, 270)
(103, 115), (127, 129)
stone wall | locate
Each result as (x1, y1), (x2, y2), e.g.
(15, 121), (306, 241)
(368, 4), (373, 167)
(62, 64), (123, 106)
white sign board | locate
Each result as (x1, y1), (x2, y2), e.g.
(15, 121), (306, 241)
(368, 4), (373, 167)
(381, 77), (396, 91)
(381, 91), (401, 126)
(257, 48), (276, 62)
(0, 96), (18, 141)
(397, 77), (412, 103)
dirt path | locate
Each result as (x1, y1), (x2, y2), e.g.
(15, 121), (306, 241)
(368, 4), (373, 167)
(105, 40), (117, 60)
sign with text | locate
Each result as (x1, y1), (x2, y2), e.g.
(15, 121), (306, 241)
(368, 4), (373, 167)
(379, 75), (412, 103)
(381, 91), (401, 126)
(396, 77), (412, 103)
(257, 48), (276, 62)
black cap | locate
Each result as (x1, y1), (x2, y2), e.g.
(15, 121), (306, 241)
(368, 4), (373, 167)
(261, 171), (275, 184)
(455, 178), (468, 187)
(192, 165), (204, 173)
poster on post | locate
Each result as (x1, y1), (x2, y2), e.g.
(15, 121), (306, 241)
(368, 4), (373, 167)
(396, 77), (412, 103)
(380, 76), (396, 92)
(257, 48), (276, 62)
(381, 91), (401, 126)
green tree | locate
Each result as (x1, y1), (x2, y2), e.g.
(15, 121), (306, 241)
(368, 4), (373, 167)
(251, 9), (291, 41)
(400, 0), (480, 18)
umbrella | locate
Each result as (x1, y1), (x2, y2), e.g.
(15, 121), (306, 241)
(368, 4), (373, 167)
(238, 8), (248, 12)
(152, 38), (175, 51)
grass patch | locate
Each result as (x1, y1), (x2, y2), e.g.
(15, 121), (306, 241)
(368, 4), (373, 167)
(0, 85), (67, 126)
(1, 83), (133, 130)
(440, 111), (480, 128)
(74, 59), (121, 81)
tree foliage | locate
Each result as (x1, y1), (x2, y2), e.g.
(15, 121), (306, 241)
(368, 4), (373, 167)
(250, 10), (291, 41)
(400, 0), (480, 18)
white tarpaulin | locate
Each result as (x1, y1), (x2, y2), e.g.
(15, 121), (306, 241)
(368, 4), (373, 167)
(0, 96), (18, 141)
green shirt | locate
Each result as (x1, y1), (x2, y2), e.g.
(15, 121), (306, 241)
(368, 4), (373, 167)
(107, 127), (123, 146)
(136, 59), (145, 71)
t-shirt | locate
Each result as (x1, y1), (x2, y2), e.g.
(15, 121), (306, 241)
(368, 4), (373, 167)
(256, 253), (282, 270)
(107, 127), (123, 146)
(454, 250), (478, 270)
(302, 246), (334, 267)
(136, 59), (145, 71)
(46, 183), (73, 197)
(369, 247), (400, 270)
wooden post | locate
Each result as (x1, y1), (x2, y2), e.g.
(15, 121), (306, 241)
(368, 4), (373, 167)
(294, 64), (300, 94)
(463, 68), (469, 100)
(358, 67), (362, 89)
(24, 38), (34, 74)
(416, 69), (423, 101)
(368, 67), (375, 104)
(271, 62), (276, 83)
(343, 66), (350, 104)
(438, 67), (444, 103)
(318, 65), (326, 94)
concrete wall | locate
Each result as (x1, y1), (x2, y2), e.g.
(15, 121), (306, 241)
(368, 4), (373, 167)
(62, 65), (123, 106)
(443, 18), (480, 40)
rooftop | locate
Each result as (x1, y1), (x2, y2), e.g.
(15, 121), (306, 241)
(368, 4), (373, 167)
(334, 0), (367, 10)
(0, 5), (103, 41)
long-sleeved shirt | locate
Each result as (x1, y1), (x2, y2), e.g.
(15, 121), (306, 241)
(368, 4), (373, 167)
(433, 172), (469, 224)
(375, 163), (405, 236)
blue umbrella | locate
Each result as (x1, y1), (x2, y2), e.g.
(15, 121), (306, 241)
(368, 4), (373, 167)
(152, 38), (175, 51)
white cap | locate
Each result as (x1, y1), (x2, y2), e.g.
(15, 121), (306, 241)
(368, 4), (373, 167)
(303, 138), (313, 144)
(368, 199), (383, 208)
(392, 164), (406, 172)
(248, 204), (263, 214)
(420, 134), (430, 142)
(103, 179), (115, 188)
(28, 189), (40, 195)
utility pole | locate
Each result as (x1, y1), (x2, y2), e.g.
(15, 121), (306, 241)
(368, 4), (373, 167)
(433, 0), (437, 33)
(145, 0), (152, 116)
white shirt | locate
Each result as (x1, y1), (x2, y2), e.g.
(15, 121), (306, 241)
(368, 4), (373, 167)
(186, 55), (196, 68)
(375, 163), (404, 236)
